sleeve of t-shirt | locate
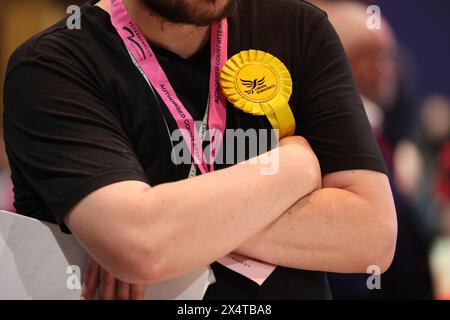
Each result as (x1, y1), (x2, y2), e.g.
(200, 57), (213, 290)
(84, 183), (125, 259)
(3, 50), (149, 231)
(296, 15), (387, 175)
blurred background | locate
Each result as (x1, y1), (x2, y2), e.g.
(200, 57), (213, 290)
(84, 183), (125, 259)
(1, 0), (449, 300)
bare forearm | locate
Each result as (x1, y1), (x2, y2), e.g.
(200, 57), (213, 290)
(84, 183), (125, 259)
(236, 174), (397, 273)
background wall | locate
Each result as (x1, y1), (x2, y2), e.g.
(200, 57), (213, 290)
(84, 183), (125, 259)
(0, 0), (66, 123)
(376, 0), (450, 102)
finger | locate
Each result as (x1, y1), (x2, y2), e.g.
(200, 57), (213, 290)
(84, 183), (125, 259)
(115, 281), (130, 300)
(99, 267), (117, 300)
(129, 284), (146, 300)
(82, 258), (100, 300)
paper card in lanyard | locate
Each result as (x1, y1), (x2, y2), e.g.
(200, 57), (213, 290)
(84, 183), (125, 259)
(109, 0), (275, 285)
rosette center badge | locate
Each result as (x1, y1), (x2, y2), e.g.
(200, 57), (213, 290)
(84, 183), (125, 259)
(221, 50), (296, 138)
(237, 64), (278, 103)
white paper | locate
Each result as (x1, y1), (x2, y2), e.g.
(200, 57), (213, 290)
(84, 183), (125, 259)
(0, 210), (213, 300)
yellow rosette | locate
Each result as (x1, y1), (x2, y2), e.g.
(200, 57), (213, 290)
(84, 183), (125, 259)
(220, 49), (295, 139)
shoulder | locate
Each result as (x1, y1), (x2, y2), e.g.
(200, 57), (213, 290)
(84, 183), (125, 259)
(237, 0), (327, 22)
(231, 0), (330, 50)
(5, 5), (104, 80)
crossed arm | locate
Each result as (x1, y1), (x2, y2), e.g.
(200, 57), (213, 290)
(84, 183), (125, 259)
(65, 136), (397, 296)
(236, 169), (397, 274)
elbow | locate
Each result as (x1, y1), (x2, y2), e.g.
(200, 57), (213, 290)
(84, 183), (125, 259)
(283, 137), (322, 193)
(132, 262), (169, 285)
(114, 244), (171, 285)
(375, 219), (397, 274)
(110, 223), (173, 284)
(360, 207), (398, 274)
(117, 193), (176, 284)
(375, 201), (398, 274)
(308, 154), (322, 192)
(367, 239), (396, 275)
(301, 147), (322, 192)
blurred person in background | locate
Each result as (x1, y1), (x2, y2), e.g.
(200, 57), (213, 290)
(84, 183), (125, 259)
(0, 129), (14, 212)
(418, 96), (450, 300)
(413, 96), (450, 237)
(436, 140), (450, 235)
(321, 0), (435, 299)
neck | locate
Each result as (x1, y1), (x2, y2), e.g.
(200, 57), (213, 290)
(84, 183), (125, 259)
(98, 0), (210, 59)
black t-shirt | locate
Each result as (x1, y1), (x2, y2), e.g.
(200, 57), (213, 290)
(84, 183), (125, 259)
(3, 0), (386, 299)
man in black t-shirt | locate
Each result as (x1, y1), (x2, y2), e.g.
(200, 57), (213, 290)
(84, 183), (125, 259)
(3, 0), (397, 299)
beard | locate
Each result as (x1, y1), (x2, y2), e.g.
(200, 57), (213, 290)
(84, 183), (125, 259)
(138, 0), (239, 26)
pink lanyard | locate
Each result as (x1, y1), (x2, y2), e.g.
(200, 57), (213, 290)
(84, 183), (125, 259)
(109, 0), (227, 174)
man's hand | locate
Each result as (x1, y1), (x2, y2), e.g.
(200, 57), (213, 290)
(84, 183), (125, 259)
(81, 258), (146, 300)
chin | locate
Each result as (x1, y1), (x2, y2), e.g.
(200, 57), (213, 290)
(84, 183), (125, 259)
(190, 0), (238, 23)
(141, 0), (238, 25)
